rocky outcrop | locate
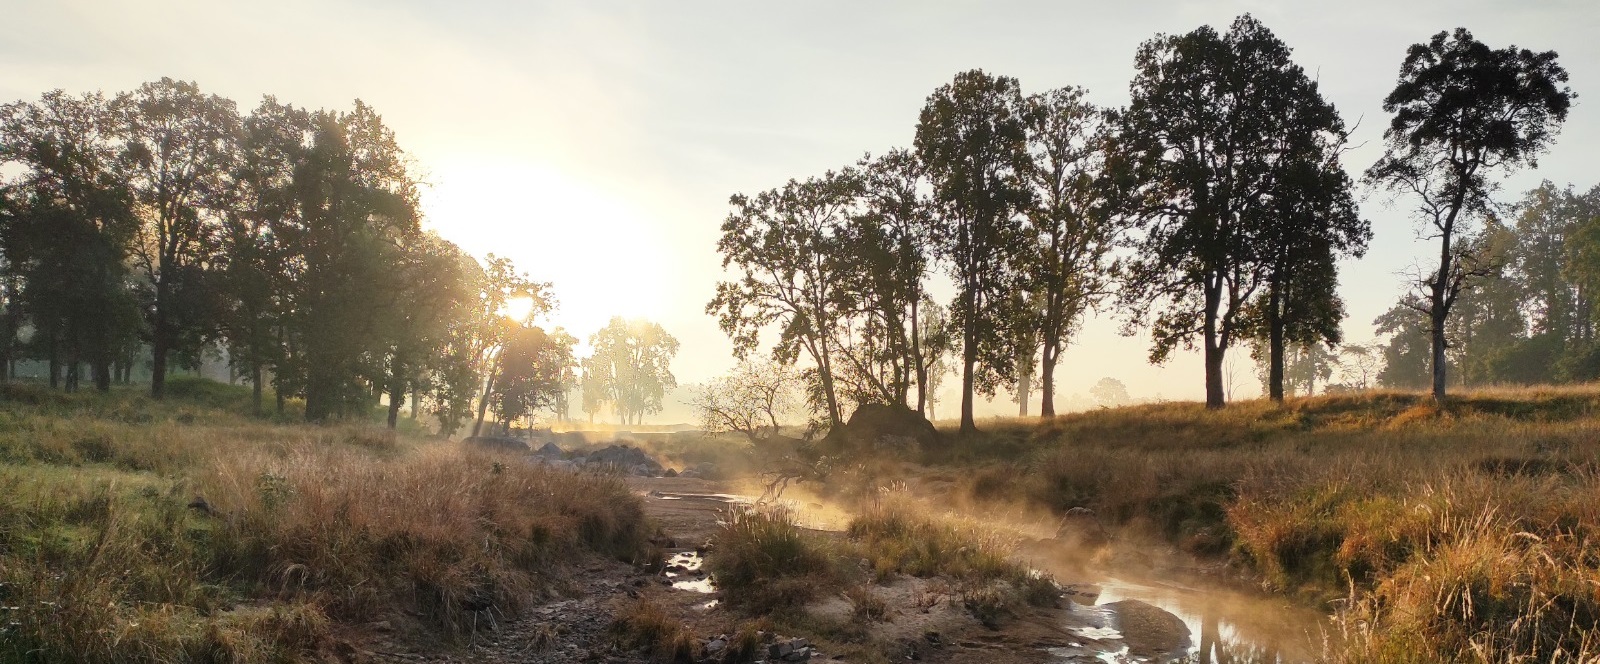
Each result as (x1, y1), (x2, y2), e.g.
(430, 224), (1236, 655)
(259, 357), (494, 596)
(826, 403), (942, 454)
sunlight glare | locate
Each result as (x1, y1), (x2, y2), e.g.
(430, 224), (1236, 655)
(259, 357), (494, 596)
(421, 157), (672, 339)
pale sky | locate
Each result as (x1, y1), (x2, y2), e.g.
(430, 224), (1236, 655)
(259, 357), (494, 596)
(5, 1), (1598, 417)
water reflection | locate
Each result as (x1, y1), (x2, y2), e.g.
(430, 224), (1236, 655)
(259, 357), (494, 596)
(1048, 576), (1326, 663)
(663, 550), (717, 594)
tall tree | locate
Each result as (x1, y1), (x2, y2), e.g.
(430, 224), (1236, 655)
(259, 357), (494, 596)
(914, 69), (1033, 433)
(709, 170), (859, 426)
(1020, 86), (1123, 417)
(284, 103), (420, 421)
(1365, 28), (1573, 401)
(488, 324), (575, 435)
(0, 90), (142, 392)
(1115, 15), (1343, 409)
(1250, 105), (1369, 402)
(834, 150), (936, 412)
(586, 317), (680, 425)
(115, 78), (240, 399)
(222, 96), (308, 412)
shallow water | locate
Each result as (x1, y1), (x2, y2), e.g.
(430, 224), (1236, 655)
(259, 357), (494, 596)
(1050, 575), (1328, 663)
(663, 551), (716, 594)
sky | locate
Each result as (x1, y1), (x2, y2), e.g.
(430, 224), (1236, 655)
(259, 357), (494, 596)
(5, 0), (1598, 419)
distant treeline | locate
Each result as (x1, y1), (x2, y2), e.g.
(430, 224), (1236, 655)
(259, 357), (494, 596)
(0, 80), (677, 429)
(710, 16), (1575, 428)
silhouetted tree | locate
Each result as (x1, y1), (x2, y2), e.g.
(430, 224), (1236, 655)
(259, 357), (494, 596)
(489, 324), (574, 435)
(709, 170), (859, 426)
(0, 90), (142, 392)
(1020, 86), (1124, 417)
(914, 69), (1033, 433)
(1116, 15), (1348, 409)
(1365, 28), (1573, 401)
(115, 78), (240, 399)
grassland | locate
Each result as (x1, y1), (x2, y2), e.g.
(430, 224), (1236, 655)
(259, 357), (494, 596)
(876, 388), (1600, 662)
(0, 379), (651, 663)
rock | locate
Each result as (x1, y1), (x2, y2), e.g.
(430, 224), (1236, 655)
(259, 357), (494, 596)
(678, 469), (701, 479)
(705, 638), (727, 654)
(584, 445), (664, 475)
(188, 495), (218, 517)
(1053, 506), (1109, 547)
(770, 641), (794, 658)
(825, 403), (941, 454)
(663, 468), (678, 478)
(463, 436), (531, 454)
(533, 441), (564, 458)
(1106, 599), (1191, 657)
(784, 647), (811, 661)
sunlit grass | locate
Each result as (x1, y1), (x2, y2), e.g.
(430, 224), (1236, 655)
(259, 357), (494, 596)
(0, 381), (650, 662)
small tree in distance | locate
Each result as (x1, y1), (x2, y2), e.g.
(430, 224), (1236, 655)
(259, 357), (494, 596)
(691, 361), (803, 443)
(1089, 377), (1130, 409)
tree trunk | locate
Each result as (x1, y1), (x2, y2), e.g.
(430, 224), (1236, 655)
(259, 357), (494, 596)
(1431, 240), (1451, 402)
(959, 288), (979, 434)
(1040, 339), (1058, 418)
(150, 328), (169, 399)
(813, 339), (843, 427)
(93, 358), (112, 393)
(1203, 279), (1226, 409)
(251, 364), (263, 414)
(386, 366), (404, 430)
(1268, 281), (1285, 402)
(473, 367), (497, 437)
(1430, 305), (1448, 402)
(911, 297), (927, 416)
(1017, 371), (1031, 417)
(48, 340), (59, 390)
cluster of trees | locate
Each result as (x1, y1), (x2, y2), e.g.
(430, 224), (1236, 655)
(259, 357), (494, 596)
(0, 79), (680, 430)
(1377, 182), (1599, 389)
(711, 15), (1374, 428)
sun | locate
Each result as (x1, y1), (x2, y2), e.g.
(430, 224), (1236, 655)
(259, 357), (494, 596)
(501, 295), (537, 323)
(420, 156), (672, 337)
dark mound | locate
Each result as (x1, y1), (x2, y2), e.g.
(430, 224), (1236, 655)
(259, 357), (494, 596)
(585, 444), (664, 475)
(826, 403), (941, 454)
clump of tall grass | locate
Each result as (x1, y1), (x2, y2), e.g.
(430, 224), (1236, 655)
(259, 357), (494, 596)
(706, 506), (837, 612)
(609, 599), (702, 663)
(1335, 507), (1600, 662)
(846, 493), (1057, 613)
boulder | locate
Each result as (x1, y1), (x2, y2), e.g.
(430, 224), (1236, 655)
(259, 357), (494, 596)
(462, 436), (530, 454)
(533, 441), (565, 459)
(827, 403), (941, 454)
(585, 444), (664, 475)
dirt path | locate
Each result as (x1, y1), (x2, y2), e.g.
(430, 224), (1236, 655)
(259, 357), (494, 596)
(352, 476), (1234, 664)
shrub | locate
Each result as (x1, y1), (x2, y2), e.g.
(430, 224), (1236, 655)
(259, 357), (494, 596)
(707, 506), (835, 612)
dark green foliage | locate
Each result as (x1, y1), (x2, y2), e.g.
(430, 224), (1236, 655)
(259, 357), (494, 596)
(1115, 15), (1355, 409)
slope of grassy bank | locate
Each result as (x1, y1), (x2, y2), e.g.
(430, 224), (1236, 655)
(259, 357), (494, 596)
(896, 388), (1600, 661)
(0, 381), (651, 663)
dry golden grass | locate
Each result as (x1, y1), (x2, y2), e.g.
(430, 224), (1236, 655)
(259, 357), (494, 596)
(896, 388), (1600, 662)
(0, 381), (651, 662)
